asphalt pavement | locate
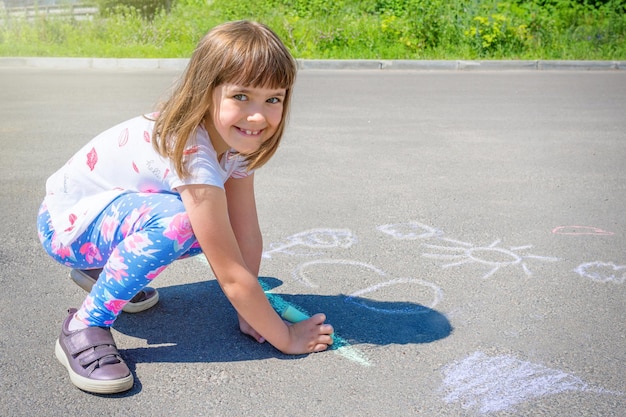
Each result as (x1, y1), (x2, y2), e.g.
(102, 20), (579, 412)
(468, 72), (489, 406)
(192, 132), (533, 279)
(1, 64), (625, 416)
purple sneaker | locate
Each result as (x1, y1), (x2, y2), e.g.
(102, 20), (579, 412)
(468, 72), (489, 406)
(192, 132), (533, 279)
(55, 308), (134, 394)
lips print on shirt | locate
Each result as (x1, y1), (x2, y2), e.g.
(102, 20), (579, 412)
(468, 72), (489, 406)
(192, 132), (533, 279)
(118, 128), (129, 147)
(183, 146), (200, 155)
(86, 147), (98, 171)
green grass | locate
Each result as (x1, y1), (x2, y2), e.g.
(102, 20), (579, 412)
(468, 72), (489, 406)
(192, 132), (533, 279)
(1, 0), (625, 59)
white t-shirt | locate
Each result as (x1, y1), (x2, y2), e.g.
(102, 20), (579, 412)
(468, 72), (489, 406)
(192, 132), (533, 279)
(44, 114), (252, 245)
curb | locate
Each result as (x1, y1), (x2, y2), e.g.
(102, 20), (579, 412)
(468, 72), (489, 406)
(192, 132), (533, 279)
(1, 57), (625, 71)
(300, 59), (625, 71)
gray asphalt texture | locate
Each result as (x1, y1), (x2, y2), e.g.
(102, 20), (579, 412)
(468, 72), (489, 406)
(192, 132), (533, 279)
(1, 65), (625, 417)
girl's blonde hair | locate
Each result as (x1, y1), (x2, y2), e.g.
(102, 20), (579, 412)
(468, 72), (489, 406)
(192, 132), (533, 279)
(152, 20), (297, 178)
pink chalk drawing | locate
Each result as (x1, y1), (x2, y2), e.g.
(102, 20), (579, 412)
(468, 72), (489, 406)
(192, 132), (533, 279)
(552, 226), (614, 236)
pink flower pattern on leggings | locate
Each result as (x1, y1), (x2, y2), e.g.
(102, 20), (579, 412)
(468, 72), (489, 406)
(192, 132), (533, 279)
(51, 234), (76, 261)
(105, 252), (128, 282)
(38, 193), (204, 328)
(146, 265), (167, 280)
(124, 233), (158, 257)
(104, 298), (127, 315)
(100, 205), (121, 243)
(121, 204), (152, 236)
(79, 242), (102, 264)
(163, 212), (194, 251)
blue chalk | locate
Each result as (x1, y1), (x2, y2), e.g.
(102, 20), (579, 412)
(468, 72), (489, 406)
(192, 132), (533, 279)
(281, 305), (310, 323)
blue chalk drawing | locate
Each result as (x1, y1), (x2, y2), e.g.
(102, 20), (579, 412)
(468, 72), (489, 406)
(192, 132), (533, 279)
(440, 351), (621, 414)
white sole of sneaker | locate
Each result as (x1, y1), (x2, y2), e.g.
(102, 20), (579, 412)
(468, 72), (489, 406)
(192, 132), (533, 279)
(69, 269), (159, 313)
(55, 339), (134, 394)
(121, 291), (160, 313)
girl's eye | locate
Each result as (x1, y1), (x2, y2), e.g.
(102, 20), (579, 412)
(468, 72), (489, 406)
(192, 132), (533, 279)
(233, 94), (248, 101)
(267, 97), (281, 104)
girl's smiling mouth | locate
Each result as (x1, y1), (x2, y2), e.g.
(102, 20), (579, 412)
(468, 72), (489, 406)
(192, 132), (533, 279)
(236, 127), (263, 136)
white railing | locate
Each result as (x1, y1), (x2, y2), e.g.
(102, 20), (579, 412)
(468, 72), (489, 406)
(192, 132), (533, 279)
(1, 4), (98, 21)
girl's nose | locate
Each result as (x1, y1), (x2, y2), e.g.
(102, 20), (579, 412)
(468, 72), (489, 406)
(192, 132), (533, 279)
(246, 101), (267, 122)
(247, 111), (266, 122)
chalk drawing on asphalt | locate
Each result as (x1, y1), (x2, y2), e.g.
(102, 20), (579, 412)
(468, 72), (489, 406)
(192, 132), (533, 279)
(440, 351), (621, 414)
(195, 256), (371, 367)
(293, 259), (443, 314)
(552, 226), (614, 236)
(262, 228), (356, 259)
(345, 278), (443, 314)
(258, 278), (372, 367)
(422, 238), (559, 279)
(377, 221), (443, 240)
(574, 261), (625, 284)
(292, 259), (386, 288)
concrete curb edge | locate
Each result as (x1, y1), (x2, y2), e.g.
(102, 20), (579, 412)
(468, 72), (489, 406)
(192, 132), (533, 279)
(1, 57), (624, 71)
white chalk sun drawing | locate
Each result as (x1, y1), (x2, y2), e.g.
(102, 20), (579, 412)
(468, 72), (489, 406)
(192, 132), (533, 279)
(422, 238), (559, 279)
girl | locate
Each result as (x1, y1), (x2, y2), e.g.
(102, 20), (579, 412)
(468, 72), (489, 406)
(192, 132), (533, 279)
(37, 20), (334, 395)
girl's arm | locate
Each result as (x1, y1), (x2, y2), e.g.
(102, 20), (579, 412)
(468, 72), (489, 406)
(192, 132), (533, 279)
(223, 174), (262, 277)
(223, 174), (265, 342)
(178, 183), (333, 354)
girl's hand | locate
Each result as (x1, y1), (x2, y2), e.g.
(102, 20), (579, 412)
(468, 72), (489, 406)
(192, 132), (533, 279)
(238, 314), (266, 343)
(283, 313), (334, 354)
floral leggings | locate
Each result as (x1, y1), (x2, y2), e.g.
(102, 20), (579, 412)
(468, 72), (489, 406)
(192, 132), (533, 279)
(38, 192), (202, 327)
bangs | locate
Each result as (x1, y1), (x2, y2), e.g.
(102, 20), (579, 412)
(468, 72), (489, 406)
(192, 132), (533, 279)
(211, 22), (296, 89)
(227, 54), (295, 90)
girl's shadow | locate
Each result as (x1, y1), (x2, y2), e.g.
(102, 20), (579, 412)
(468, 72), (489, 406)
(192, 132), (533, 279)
(114, 277), (452, 364)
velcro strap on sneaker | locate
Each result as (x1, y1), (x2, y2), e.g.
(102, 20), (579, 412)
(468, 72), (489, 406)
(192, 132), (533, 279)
(78, 345), (121, 367)
(64, 326), (117, 356)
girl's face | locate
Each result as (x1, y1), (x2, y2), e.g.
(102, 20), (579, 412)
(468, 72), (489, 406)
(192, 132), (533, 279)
(206, 83), (286, 156)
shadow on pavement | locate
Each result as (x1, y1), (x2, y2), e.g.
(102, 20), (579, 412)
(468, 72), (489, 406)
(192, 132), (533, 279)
(114, 277), (452, 365)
